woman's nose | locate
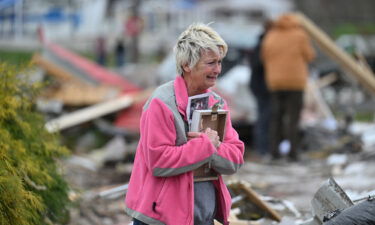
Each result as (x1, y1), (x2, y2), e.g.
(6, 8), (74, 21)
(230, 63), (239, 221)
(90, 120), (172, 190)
(214, 63), (221, 74)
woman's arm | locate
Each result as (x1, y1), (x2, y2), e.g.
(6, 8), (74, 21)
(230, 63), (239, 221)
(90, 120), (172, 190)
(141, 98), (217, 177)
(210, 108), (245, 175)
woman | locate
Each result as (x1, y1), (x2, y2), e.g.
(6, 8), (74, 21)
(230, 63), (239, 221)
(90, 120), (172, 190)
(125, 23), (244, 225)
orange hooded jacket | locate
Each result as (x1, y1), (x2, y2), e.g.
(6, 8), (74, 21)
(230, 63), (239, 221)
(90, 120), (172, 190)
(261, 13), (316, 91)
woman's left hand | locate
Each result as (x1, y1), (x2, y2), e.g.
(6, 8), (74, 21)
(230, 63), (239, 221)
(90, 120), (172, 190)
(204, 128), (221, 148)
(187, 129), (221, 148)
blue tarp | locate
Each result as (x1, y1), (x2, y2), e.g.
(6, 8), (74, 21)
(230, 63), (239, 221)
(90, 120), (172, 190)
(0, 5), (81, 27)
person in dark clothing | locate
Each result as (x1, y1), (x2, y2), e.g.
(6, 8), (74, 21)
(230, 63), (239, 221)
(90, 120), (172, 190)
(115, 38), (126, 67)
(95, 36), (107, 66)
(262, 13), (315, 161)
(249, 20), (273, 157)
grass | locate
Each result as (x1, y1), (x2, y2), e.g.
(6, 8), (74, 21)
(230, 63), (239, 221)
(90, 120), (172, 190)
(354, 111), (374, 122)
(333, 110), (374, 123)
(0, 49), (34, 66)
(333, 23), (375, 38)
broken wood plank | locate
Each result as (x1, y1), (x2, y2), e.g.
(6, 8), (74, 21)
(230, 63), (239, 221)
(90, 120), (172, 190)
(32, 53), (76, 82)
(229, 181), (282, 222)
(45, 94), (134, 132)
(294, 12), (375, 95)
(306, 79), (335, 120)
(354, 51), (373, 73)
(99, 184), (129, 199)
(317, 72), (338, 88)
(34, 53), (122, 106)
(43, 81), (121, 106)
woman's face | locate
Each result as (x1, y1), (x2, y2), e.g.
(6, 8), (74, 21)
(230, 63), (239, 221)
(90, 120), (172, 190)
(185, 49), (223, 95)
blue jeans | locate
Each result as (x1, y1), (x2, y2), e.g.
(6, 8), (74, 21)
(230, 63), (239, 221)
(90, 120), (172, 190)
(133, 218), (148, 225)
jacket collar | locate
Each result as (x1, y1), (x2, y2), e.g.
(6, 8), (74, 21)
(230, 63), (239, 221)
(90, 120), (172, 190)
(174, 76), (189, 118)
(174, 75), (210, 120)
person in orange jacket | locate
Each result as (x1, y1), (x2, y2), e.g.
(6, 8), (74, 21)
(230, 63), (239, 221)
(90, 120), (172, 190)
(262, 13), (316, 161)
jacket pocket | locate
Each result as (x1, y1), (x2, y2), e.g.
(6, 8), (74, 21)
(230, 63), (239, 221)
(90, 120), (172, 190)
(153, 178), (168, 213)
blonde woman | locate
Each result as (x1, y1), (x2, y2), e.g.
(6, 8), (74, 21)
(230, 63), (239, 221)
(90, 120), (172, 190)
(125, 23), (244, 225)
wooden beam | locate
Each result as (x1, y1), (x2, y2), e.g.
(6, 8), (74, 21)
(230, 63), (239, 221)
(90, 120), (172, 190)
(228, 182), (282, 222)
(32, 53), (75, 82)
(294, 12), (375, 94)
(306, 79), (335, 120)
(45, 94), (134, 132)
(33, 53), (123, 106)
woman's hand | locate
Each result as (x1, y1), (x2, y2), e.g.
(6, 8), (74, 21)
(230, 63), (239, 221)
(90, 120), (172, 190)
(187, 128), (221, 148)
(204, 128), (221, 148)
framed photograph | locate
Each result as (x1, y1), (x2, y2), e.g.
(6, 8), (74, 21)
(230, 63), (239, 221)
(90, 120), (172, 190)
(190, 109), (228, 141)
(186, 93), (211, 126)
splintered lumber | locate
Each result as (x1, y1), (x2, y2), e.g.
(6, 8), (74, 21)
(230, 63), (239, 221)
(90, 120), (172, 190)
(317, 72), (338, 88)
(228, 181), (282, 222)
(306, 79), (335, 120)
(294, 12), (375, 94)
(99, 184), (129, 199)
(45, 94), (134, 132)
(32, 53), (75, 82)
(33, 53), (121, 105)
(42, 81), (121, 106)
(354, 51), (373, 72)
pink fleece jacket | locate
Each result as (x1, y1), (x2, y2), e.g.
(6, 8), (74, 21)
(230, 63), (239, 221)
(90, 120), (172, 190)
(125, 76), (244, 225)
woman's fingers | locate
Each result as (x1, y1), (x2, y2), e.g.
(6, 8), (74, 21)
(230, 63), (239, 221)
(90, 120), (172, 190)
(204, 128), (220, 148)
(188, 129), (220, 148)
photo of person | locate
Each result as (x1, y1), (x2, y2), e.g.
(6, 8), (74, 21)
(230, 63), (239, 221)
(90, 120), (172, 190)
(187, 93), (210, 124)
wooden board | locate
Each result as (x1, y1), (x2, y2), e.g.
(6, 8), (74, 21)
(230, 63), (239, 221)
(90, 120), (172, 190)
(228, 181), (282, 222)
(294, 12), (375, 95)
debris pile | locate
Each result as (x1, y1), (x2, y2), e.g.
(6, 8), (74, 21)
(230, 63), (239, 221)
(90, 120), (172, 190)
(25, 12), (375, 225)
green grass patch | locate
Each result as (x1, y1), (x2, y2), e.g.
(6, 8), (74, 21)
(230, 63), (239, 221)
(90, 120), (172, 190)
(333, 110), (374, 123)
(333, 23), (375, 38)
(354, 111), (374, 122)
(0, 50), (34, 66)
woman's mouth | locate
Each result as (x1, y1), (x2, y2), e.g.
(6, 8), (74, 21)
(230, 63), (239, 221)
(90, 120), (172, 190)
(207, 75), (217, 80)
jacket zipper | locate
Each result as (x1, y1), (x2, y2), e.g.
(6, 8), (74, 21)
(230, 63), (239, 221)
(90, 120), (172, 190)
(188, 175), (194, 225)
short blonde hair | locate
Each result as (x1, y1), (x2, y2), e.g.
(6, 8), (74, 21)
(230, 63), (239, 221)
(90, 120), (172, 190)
(173, 23), (228, 75)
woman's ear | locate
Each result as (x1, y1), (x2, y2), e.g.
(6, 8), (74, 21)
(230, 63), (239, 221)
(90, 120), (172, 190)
(183, 64), (191, 73)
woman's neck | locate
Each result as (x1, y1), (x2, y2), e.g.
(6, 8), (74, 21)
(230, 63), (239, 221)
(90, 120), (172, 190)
(183, 75), (202, 96)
